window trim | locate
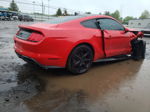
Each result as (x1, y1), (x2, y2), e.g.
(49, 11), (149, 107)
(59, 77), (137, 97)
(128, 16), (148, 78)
(80, 17), (125, 31)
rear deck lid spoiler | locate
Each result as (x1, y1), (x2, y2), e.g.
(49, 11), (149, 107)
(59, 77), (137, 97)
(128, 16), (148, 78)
(18, 23), (59, 36)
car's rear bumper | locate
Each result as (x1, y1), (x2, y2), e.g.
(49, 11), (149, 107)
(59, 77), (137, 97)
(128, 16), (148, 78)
(14, 37), (69, 68)
(15, 51), (63, 69)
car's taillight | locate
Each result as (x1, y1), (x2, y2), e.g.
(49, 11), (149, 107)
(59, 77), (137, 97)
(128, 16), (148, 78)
(27, 32), (44, 42)
(16, 29), (32, 40)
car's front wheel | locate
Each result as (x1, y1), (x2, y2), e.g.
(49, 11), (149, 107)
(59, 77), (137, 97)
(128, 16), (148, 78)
(67, 45), (94, 74)
(131, 40), (146, 60)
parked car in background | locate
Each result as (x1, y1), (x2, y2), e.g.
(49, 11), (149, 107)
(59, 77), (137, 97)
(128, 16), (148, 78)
(141, 25), (150, 37)
(128, 19), (150, 37)
(0, 11), (34, 21)
(0, 11), (10, 20)
(14, 15), (146, 74)
(0, 11), (19, 21)
(131, 27), (150, 37)
(11, 12), (19, 20)
(0, 12), (3, 20)
(18, 14), (34, 22)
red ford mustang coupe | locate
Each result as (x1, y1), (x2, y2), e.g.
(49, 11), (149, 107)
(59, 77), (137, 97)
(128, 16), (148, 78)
(14, 15), (146, 74)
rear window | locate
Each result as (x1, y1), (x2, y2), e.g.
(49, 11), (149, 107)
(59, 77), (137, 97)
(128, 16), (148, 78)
(81, 19), (98, 29)
(45, 16), (84, 24)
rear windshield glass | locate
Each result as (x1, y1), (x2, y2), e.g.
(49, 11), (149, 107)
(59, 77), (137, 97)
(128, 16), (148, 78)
(45, 16), (84, 24)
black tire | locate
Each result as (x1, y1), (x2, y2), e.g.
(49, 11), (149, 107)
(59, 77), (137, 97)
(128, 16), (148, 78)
(67, 45), (94, 74)
(142, 41), (146, 59)
(131, 40), (146, 60)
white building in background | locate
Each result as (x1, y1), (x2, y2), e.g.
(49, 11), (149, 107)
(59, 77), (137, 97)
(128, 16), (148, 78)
(128, 18), (150, 28)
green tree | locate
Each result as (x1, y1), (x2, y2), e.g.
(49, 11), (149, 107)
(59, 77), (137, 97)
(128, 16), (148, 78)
(63, 9), (68, 16)
(74, 12), (78, 16)
(139, 10), (150, 19)
(56, 8), (62, 16)
(85, 12), (91, 14)
(9, 0), (19, 11)
(99, 12), (102, 15)
(123, 16), (135, 24)
(111, 10), (121, 21)
(103, 11), (111, 16)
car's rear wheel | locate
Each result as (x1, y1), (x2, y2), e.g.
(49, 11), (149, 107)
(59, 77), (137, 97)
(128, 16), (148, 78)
(131, 40), (146, 60)
(67, 45), (94, 74)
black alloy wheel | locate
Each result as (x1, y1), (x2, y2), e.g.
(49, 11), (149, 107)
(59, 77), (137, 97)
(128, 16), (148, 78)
(67, 45), (94, 74)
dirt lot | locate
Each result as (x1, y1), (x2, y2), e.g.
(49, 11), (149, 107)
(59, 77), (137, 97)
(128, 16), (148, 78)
(0, 21), (150, 112)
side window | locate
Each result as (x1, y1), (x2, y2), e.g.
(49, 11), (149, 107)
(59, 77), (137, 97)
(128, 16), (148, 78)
(81, 19), (98, 29)
(98, 19), (125, 31)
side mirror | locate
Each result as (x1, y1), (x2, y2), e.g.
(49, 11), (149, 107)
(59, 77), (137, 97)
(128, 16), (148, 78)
(137, 32), (144, 38)
(125, 28), (129, 33)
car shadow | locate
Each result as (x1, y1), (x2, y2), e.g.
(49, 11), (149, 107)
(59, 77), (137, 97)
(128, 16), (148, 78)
(17, 56), (135, 78)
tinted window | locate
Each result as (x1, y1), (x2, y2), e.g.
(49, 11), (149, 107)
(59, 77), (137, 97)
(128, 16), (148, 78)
(81, 19), (98, 29)
(98, 18), (124, 31)
(45, 16), (85, 24)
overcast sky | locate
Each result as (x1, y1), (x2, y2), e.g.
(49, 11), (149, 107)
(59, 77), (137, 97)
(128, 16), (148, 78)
(0, 0), (150, 18)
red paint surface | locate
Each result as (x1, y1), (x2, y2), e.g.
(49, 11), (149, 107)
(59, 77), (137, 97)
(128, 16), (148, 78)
(14, 15), (139, 68)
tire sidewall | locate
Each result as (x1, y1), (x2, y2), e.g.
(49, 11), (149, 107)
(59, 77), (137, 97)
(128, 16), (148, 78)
(67, 45), (94, 74)
(132, 40), (146, 60)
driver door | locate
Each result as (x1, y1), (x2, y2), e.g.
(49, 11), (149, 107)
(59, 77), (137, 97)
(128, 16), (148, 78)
(97, 18), (132, 57)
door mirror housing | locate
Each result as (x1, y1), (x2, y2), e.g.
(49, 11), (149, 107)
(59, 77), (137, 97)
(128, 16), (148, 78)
(125, 28), (130, 33)
(137, 32), (144, 38)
